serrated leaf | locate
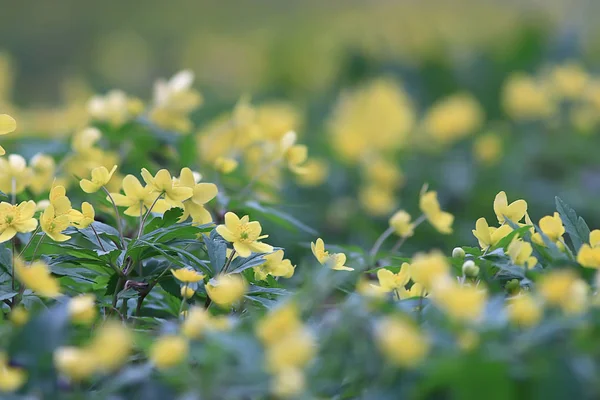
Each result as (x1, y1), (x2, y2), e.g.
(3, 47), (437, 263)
(228, 252), (267, 274)
(556, 196), (590, 251)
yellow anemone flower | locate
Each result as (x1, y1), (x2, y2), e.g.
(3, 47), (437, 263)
(176, 168), (217, 224)
(0, 114), (16, 156)
(0, 201), (38, 243)
(14, 258), (61, 298)
(0, 353), (26, 392)
(409, 251), (449, 290)
(80, 165), (117, 193)
(69, 202), (94, 229)
(41, 204), (71, 242)
(216, 212), (273, 258)
(214, 157), (238, 174)
(205, 274), (248, 308)
(141, 168), (193, 206)
(310, 238), (353, 271)
(419, 190), (454, 234)
(0, 154), (33, 194)
(150, 335), (189, 369)
(253, 249), (295, 281)
(472, 217), (513, 250)
(110, 175), (169, 217)
(68, 294), (97, 325)
(507, 239), (537, 269)
(171, 268), (205, 283)
(493, 191), (527, 224)
(376, 264), (410, 292)
(389, 210), (414, 238)
(375, 317), (429, 368)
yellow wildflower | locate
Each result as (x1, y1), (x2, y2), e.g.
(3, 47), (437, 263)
(280, 131), (308, 174)
(181, 307), (211, 339)
(375, 317), (428, 367)
(493, 191), (527, 224)
(472, 217), (513, 250)
(110, 174), (170, 217)
(549, 61), (588, 100)
(398, 283), (427, 299)
(216, 212), (273, 257)
(0, 201), (38, 243)
(88, 322), (133, 371)
(9, 306), (28, 326)
(176, 167), (217, 225)
(87, 89), (143, 127)
(29, 154), (56, 195)
(54, 347), (96, 381)
(265, 328), (316, 372)
(359, 185), (397, 217)
(532, 213), (565, 245)
(507, 239), (537, 269)
(502, 73), (555, 120)
(256, 303), (302, 346)
(419, 190), (454, 234)
(0, 154), (33, 194)
(507, 294), (542, 328)
(538, 270), (588, 314)
(213, 156), (238, 174)
(578, 244), (600, 269)
(0, 353), (26, 392)
(408, 251), (449, 290)
(41, 204), (71, 242)
(14, 258), (61, 298)
(0, 114), (16, 155)
(311, 238), (353, 271)
(141, 168), (193, 207)
(253, 250), (295, 281)
(150, 335), (189, 369)
(69, 202), (95, 229)
(432, 280), (488, 322)
(296, 158), (328, 187)
(473, 132), (503, 166)
(206, 274), (248, 308)
(171, 268), (205, 283)
(271, 368), (305, 398)
(376, 264), (410, 292)
(68, 294), (97, 325)
(80, 165), (117, 193)
(181, 286), (195, 299)
(389, 210), (414, 238)
(423, 93), (483, 145)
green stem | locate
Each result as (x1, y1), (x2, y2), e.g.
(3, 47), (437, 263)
(178, 284), (188, 318)
(137, 192), (164, 239)
(102, 186), (126, 249)
(369, 226), (395, 262)
(11, 240), (15, 291)
(17, 226), (40, 258)
(90, 224), (106, 252)
(31, 234), (45, 260)
(221, 249), (236, 274)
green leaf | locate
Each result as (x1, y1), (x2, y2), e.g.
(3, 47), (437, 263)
(228, 252), (267, 274)
(205, 230), (227, 275)
(143, 207), (184, 234)
(555, 196), (590, 251)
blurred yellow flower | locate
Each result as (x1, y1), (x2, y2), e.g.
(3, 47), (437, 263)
(265, 328), (316, 372)
(311, 238), (353, 271)
(507, 294), (542, 328)
(206, 274), (248, 308)
(256, 303), (302, 346)
(398, 283), (427, 299)
(409, 251), (449, 290)
(549, 61), (588, 100)
(9, 306), (28, 326)
(473, 132), (503, 166)
(295, 158), (328, 187)
(271, 368), (305, 398)
(80, 165), (118, 193)
(472, 217), (512, 250)
(54, 347), (96, 381)
(68, 294), (97, 325)
(419, 190), (454, 234)
(88, 322), (133, 371)
(150, 335), (189, 369)
(253, 249), (295, 281)
(280, 131), (308, 174)
(29, 154), (56, 195)
(0, 200), (37, 243)
(0, 154), (33, 194)
(376, 264), (410, 292)
(0, 114), (16, 156)
(423, 93), (483, 145)
(15, 258), (61, 298)
(171, 268), (205, 283)
(538, 270), (589, 314)
(507, 239), (537, 269)
(375, 317), (428, 367)
(88, 89), (143, 127)
(502, 73), (555, 120)
(181, 286), (195, 299)
(389, 210), (414, 238)
(359, 185), (396, 217)
(493, 191), (527, 224)
(0, 353), (26, 392)
(216, 212), (273, 257)
(214, 156), (238, 174)
(432, 280), (488, 322)
(110, 174), (169, 217)
(41, 204), (71, 242)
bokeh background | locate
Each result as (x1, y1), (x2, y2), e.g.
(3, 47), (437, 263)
(2, 0), (600, 258)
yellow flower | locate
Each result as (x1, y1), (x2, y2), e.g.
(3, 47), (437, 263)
(87, 322), (133, 371)
(408, 251), (449, 290)
(423, 93), (483, 145)
(0, 200), (38, 243)
(493, 191), (527, 224)
(472, 217), (513, 250)
(253, 250), (295, 281)
(176, 167), (217, 225)
(80, 165), (117, 193)
(9, 306), (28, 326)
(280, 131), (308, 174)
(310, 238), (353, 271)
(110, 174), (169, 217)
(14, 258), (61, 298)
(87, 89), (143, 127)
(296, 158), (328, 187)
(389, 210), (414, 238)
(538, 270), (589, 314)
(41, 204), (71, 242)
(532, 212), (565, 245)
(214, 157), (238, 174)
(206, 274), (248, 308)
(181, 286), (195, 299)
(507, 239), (537, 269)
(69, 202), (95, 229)
(141, 168), (193, 206)
(271, 368), (305, 398)
(376, 264), (410, 292)
(359, 185), (396, 217)
(68, 294), (97, 325)
(432, 280), (488, 322)
(29, 154), (56, 195)
(0, 354), (26, 392)
(171, 268), (205, 283)
(0, 114), (16, 156)
(265, 328), (316, 372)
(54, 347), (96, 381)
(507, 294), (541, 328)
(375, 317), (428, 367)
(398, 283), (427, 299)
(502, 73), (555, 120)
(550, 61), (588, 100)
(419, 190), (454, 234)
(256, 303), (302, 346)
(181, 307), (211, 339)
(473, 132), (503, 166)
(578, 244), (600, 268)
(0, 154), (33, 194)
(216, 212), (273, 257)
(357, 279), (388, 299)
(150, 335), (189, 369)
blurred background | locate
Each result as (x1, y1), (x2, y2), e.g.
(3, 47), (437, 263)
(1, 0), (600, 259)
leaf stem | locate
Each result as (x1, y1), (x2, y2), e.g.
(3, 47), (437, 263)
(102, 186), (126, 249)
(369, 226), (395, 262)
(137, 192), (164, 239)
(17, 226), (40, 258)
(90, 224), (107, 252)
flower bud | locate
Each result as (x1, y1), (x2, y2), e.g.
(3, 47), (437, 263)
(452, 247), (466, 259)
(181, 286), (195, 299)
(462, 260), (479, 277)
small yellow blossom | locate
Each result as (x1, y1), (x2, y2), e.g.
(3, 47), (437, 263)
(376, 264), (410, 292)
(69, 202), (95, 229)
(141, 168), (193, 207)
(0, 154), (33, 195)
(88, 322), (133, 371)
(359, 185), (396, 217)
(41, 204), (71, 242)
(280, 131), (308, 174)
(296, 158), (328, 187)
(54, 347), (96, 381)
(549, 61), (588, 100)
(206, 274), (248, 308)
(0, 353), (26, 392)
(398, 283), (427, 299)
(473, 132), (503, 166)
(29, 154), (56, 195)
(68, 294), (97, 325)
(171, 268), (205, 283)
(409, 251), (450, 290)
(578, 244), (600, 269)
(253, 250), (295, 281)
(216, 212), (273, 257)
(375, 317), (428, 367)
(214, 156), (238, 174)
(181, 286), (195, 299)
(87, 89), (143, 127)
(419, 190), (454, 234)
(181, 307), (211, 339)
(0, 114), (16, 155)
(271, 368), (305, 398)
(432, 280), (488, 322)
(9, 306), (28, 326)
(110, 174), (170, 217)
(176, 167), (217, 225)
(389, 210), (414, 238)
(265, 328), (316, 372)
(538, 270), (589, 314)
(311, 238), (353, 271)
(14, 258), (61, 298)
(502, 73), (555, 120)
(493, 191), (527, 224)
(423, 93), (483, 145)
(532, 213), (565, 245)
(507, 294), (542, 328)
(256, 303), (302, 346)
(150, 335), (189, 369)
(80, 165), (118, 193)
(507, 239), (537, 269)
(0, 200), (38, 243)
(472, 217), (513, 250)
